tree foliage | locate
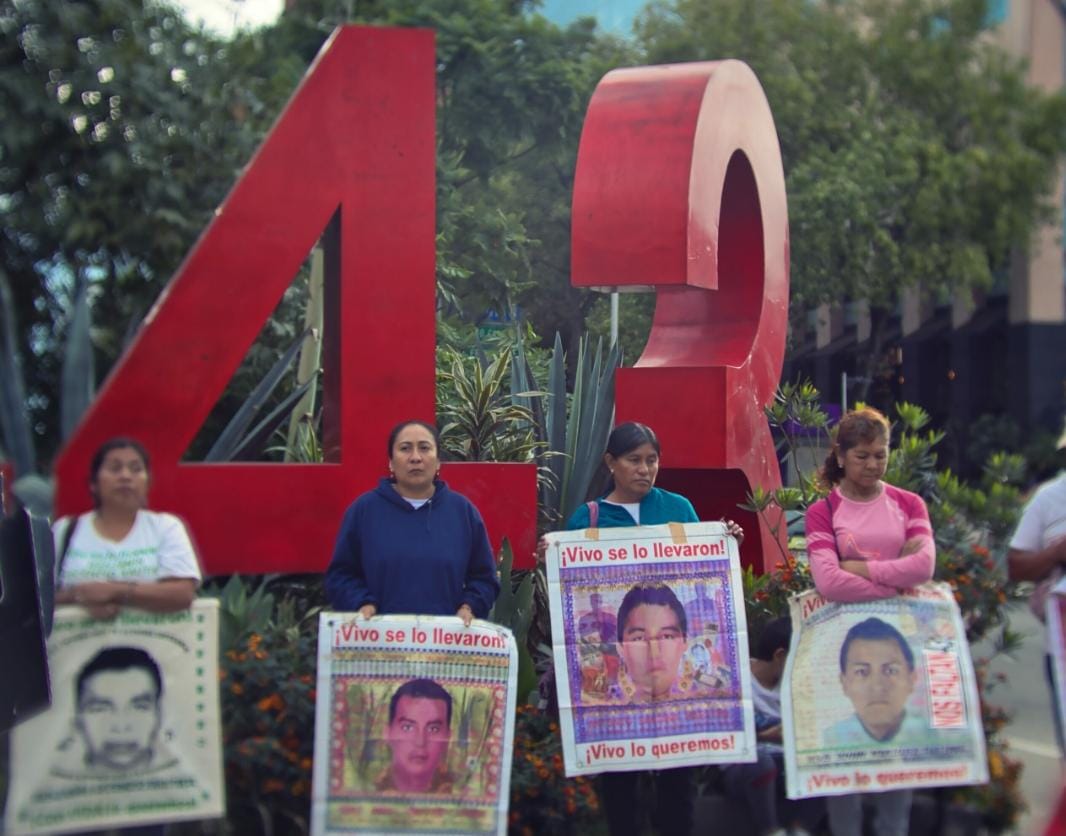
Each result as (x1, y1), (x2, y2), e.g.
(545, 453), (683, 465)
(1, 0), (285, 458)
(4, 0), (1066, 467)
(635, 0), (1066, 365)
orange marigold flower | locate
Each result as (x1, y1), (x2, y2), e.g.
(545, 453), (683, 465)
(262, 778), (285, 793)
(257, 694), (285, 712)
(231, 683), (244, 695)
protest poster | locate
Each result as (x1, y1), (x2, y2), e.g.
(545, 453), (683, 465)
(544, 521), (755, 776)
(311, 614), (518, 836)
(782, 582), (988, 799)
(1047, 577), (1066, 739)
(5, 599), (225, 834)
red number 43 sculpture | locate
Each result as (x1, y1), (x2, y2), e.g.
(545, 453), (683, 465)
(56, 28), (788, 575)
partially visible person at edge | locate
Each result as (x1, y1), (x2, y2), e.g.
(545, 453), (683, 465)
(54, 437), (201, 620)
(804, 407), (935, 836)
(325, 420), (499, 625)
(1006, 418), (1066, 756)
(561, 421), (744, 836)
(722, 615), (824, 836)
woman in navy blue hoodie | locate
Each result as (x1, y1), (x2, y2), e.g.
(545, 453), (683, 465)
(325, 420), (499, 623)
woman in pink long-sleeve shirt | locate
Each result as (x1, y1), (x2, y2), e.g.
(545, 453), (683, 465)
(805, 409), (935, 602)
(804, 407), (935, 836)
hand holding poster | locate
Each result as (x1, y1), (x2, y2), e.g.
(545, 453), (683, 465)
(545, 522), (755, 776)
(311, 614), (518, 836)
(4, 599), (225, 835)
(782, 582), (988, 799)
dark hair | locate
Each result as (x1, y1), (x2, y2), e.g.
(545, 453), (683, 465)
(386, 420), (441, 459)
(839, 617), (915, 673)
(752, 616), (792, 661)
(616, 583), (686, 643)
(76, 646), (163, 705)
(818, 408), (890, 488)
(388, 678), (452, 727)
(588, 422), (662, 500)
(89, 438), (151, 507)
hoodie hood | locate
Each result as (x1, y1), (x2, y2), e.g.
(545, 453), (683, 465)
(374, 476), (450, 511)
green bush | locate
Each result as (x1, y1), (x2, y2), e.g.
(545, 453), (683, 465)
(206, 576), (321, 835)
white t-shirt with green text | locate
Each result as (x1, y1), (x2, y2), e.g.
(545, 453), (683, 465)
(54, 510), (201, 586)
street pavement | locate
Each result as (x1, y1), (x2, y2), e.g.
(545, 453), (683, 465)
(979, 606), (1064, 835)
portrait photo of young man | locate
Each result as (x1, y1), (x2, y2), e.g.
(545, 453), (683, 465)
(57, 645), (176, 777)
(376, 678), (454, 794)
(823, 617), (930, 748)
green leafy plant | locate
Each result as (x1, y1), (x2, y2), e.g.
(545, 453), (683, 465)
(436, 345), (541, 463)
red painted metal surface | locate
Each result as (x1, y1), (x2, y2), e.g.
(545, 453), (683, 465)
(572, 60), (790, 573)
(54, 27), (537, 575)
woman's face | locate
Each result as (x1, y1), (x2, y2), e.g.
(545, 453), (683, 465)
(92, 447), (149, 511)
(390, 424), (440, 497)
(605, 442), (659, 503)
(840, 437), (888, 493)
(619, 603), (685, 701)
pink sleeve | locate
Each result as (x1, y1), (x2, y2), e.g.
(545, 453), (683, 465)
(865, 490), (936, 589)
(805, 498), (898, 603)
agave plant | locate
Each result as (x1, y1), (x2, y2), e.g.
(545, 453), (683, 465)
(0, 269), (37, 479)
(203, 327), (319, 462)
(512, 332), (621, 530)
(488, 539), (537, 702)
(0, 270), (95, 515)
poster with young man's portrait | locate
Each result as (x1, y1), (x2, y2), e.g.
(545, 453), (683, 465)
(4, 599), (224, 835)
(311, 614), (518, 836)
(544, 522), (756, 777)
(782, 583), (988, 799)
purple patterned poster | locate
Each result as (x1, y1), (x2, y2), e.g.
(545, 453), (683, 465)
(545, 522), (756, 776)
(310, 615), (518, 835)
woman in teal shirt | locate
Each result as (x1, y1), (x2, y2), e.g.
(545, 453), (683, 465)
(564, 421), (743, 836)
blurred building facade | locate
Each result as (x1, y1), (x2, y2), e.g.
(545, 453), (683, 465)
(786, 0), (1066, 463)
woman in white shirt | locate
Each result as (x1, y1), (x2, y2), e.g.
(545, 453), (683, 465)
(54, 437), (201, 620)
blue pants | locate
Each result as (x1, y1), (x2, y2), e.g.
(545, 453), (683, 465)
(826, 790), (912, 836)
